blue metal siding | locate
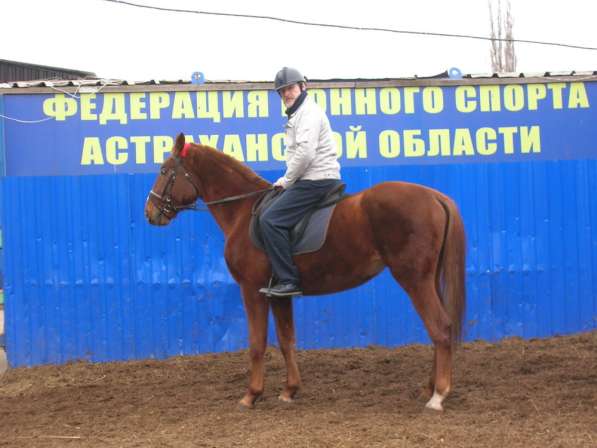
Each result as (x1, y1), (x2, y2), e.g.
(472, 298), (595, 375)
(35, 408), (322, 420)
(3, 160), (596, 367)
(0, 95), (5, 292)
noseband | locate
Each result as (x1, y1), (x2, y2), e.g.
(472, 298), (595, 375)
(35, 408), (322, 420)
(148, 155), (202, 219)
(148, 155), (273, 219)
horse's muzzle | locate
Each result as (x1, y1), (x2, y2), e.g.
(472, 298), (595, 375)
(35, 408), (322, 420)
(144, 199), (171, 226)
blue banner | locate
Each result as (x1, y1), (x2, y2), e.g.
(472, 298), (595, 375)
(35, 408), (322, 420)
(2, 81), (596, 176)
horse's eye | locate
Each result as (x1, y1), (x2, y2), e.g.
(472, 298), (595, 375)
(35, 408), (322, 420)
(160, 168), (167, 175)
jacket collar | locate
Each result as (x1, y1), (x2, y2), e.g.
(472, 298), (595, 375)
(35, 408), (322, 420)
(285, 90), (308, 117)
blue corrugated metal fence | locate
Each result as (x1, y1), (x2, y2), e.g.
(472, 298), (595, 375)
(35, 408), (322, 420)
(2, 161), (596, 367)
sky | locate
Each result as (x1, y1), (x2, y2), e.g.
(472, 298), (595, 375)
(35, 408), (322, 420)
(2, 0), (596, 82)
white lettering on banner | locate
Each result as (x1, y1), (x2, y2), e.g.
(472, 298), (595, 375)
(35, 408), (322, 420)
(196, 91), (221, 122)
(99, 93), (128, 124)
(345, 125), (368, 159)
(172, 92), (195, 119)
(380, 126), (541, 158)
(247, 91), (269, 117)
(78, 126), (543, 169)
(455, 82), (590, 112)
(43, 94), (77, 121)
(149, 92), (170, 119)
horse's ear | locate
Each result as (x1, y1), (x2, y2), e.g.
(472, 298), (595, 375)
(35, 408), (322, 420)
(173, 133), (186, 156)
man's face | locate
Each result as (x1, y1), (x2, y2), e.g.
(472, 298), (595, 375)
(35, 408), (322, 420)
(278, 83), (303, 108)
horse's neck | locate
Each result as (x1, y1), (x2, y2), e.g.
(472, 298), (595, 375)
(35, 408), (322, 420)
(195, 152), (268, 236)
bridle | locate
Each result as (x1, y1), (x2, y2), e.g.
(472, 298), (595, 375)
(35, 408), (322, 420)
(147, 155), (273, 219)
(147, 155), (201, 218)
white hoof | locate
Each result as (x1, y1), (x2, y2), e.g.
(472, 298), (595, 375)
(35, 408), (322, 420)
(425, 391), (445, 412)
(278, 394), (294, 403)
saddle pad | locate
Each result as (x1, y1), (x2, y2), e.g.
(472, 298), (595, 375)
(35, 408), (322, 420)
(250, 203), (338, 255)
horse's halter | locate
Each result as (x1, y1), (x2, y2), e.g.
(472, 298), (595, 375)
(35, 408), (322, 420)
(148, 155), (202, 219)
(147, 152), (274, 219)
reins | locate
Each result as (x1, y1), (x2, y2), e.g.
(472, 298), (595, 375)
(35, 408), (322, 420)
(148, 152), (274, 215)
(180, 187), (275, 212)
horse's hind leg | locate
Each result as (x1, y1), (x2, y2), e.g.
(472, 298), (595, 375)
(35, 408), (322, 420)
(270, 297), (301, 402)
(393, 273), (453, 411)
(239, 284), (270, 408)
(426, 343), (452, 412)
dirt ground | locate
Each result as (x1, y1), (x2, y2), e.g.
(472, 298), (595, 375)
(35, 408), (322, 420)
(0, 332), (595, 448)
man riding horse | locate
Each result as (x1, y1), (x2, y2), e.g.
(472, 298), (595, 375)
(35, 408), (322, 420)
(145, 73), (466, 411)
(259, 67), (343, 298)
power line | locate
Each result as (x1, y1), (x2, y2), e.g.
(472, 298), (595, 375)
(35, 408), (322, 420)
(101, 0), (597, 51)
(0, 114), (53, 124)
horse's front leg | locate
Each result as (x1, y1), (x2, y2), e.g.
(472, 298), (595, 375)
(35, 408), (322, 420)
(239, 284), (270, 408)
(270, 297), (301, 402)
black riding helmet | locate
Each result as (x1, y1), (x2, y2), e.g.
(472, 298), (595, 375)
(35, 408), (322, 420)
(274, 67), (306, 93)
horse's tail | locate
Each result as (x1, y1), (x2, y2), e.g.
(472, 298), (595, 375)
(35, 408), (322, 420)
(436, 196), (467, 346)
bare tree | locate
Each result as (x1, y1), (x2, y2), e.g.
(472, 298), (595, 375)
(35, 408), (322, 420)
(489, 0), (517, 72)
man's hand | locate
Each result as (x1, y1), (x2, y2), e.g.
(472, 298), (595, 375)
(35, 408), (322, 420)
(273, 176), (290, 189)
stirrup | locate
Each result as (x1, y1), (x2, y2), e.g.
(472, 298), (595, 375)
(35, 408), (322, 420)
(259, 276), (276, 299)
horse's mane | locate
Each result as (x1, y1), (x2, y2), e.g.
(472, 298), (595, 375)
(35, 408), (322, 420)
(193, 144), (271, 188)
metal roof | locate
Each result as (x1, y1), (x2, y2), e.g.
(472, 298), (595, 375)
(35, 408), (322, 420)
(0, 59), (95, 83)
(1, 70), (597, 93)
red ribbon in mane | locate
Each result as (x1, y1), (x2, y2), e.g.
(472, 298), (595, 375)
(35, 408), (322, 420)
(181, 143), (191, 158)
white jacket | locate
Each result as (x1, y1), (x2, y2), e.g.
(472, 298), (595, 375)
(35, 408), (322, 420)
(281, 96), (341, 184)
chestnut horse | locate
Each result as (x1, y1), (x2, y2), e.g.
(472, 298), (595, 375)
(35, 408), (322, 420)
(145, 133), (466, 412)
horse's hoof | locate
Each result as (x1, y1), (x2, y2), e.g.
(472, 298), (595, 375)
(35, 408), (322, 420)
(278, 394), (294, 403)
(425, 392), (446, 412)
(238, 396), (256, 410)
(238, 403), (253, 411)
(238, 401), (254, 411)
(424, 402), (444, 412)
